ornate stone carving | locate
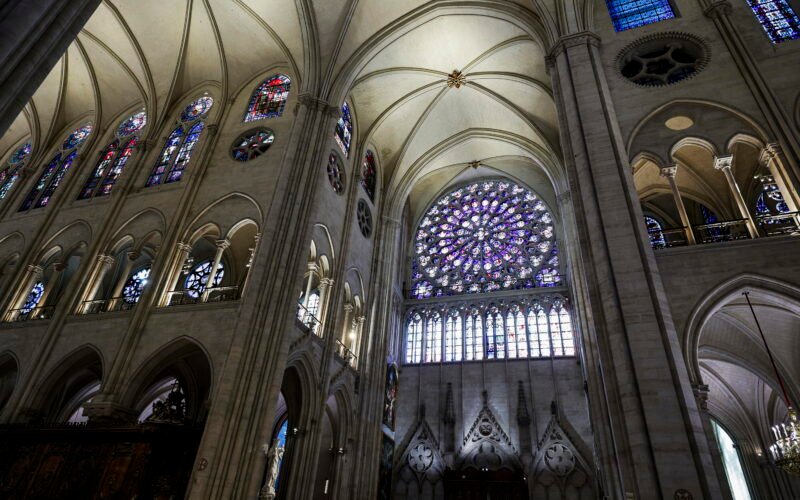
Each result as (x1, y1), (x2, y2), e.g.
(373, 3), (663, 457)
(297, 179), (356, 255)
(531, 411), (591, 494)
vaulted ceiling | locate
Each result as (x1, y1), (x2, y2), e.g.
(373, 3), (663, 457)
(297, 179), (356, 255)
(0, 0), (602, 214)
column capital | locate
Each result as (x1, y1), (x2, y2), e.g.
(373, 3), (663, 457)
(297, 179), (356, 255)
(546, 31), (601, 67)
(27, 264), (44, 276)
(556, 190), (572, 205)
(760, 142), (783, 166)
(215, 239), (231, 251)
(704, 0), (733, 19)
(126, 250), (140, 261)
(660, 165), (678, 178)
(713, 155), (734, 171)
(343, 303), (354, 314)
(319, 277), (334, 288)
(97, 254), (115, 266)
(692, 383), (710, 412)
(53, 261), (67, 272)
(177, 242), (193, 253)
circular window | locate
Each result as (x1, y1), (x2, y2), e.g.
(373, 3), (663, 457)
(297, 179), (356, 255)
(327, 153), (345, 194)
(231, 129), (275, 162)
(618, 33), (708, 87)
(357, 199), (372, 238)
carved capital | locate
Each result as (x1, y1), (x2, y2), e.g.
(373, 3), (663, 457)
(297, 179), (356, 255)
(97, 254), (115, 266)
(27, 264), (44, 276)
(713, 155), (734, 171)
(556, 190), (571, 206)
(177, 242), (193, 253)
(704, 1), (733, 19)
(215, 239), (231, 251)
(692, 383), (710, 412)
(660, 165), (678, 178)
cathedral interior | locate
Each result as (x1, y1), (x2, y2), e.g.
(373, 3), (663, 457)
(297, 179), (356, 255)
(1, 0), (800, 499)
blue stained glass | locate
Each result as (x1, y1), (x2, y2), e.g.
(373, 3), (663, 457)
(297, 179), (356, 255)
(123, 267), (151, 304)
(181, 96), (214, 122)
(755, 182), (790, 217)
(62, 124), (93, 150)
(411, 180), (560, 298)
(184, 260), (224, 298)
(334, 102), (353, 157)
(606, 0), (676, 32)
(747, 0), (800, 43)
(117, 111), (147, 137)
(166, 122), (204, 183)
(645, 216), (667, 249)
(79, 141), (118, 199)
(273, 419), (288, 493)
(146, 126), (184, 187)
(9, 143), (31, 165)
(21, 281), (44, 314)
(245, 75), (291, 122)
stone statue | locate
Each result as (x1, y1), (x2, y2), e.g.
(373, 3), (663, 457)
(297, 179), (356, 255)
(258, 438), (285, 499)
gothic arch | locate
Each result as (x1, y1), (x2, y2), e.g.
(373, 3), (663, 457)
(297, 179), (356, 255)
(105, 208), (167, 254)
(122, 336), (214, 422)
(37, 220), (92, 261)
(683, 273), (800, 385)
(184, 193), (264, 242)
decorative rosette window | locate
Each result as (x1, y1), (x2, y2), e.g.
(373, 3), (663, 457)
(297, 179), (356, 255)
(404, 180), (574, 364)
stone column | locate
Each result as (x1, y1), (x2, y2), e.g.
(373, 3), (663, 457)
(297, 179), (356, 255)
(107, 250), (139, 311)
(35, 261), (65, 315)
(201, 239), (229, 302)
(240, 232), (260, 296)
(80, 254), (115, 313)
(547, 31), (724, 498)
(160, 242), (192, 306)
(341, 303), (354, 349)
(660, 165), (696, 245)
(5, 264), (42, 321)
(0, 0), (102, 136)
(714, 155), (759, 238)
(316, 277), (334, 335)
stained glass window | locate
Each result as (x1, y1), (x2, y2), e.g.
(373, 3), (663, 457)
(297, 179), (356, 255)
(712, 420), (753, 500)
(0, 142), (31, 200)
(444, 311), (463, 362)
(465, 309), (483, 361)
(245, 75), (291, 122)
(550, 305), (575, 356)
(21, 281), (45, 314)
(746, 0), (800, 43)
(231, 130), (275, 162)
(506, 307), (527, 359)
(181, 96), (214, 122)
(606, 0), (676, 31)
(273, 418), (289, 493)
(123, 268), (151, 304)
(80, 112), (146, 199)
(20, 125), (92, 211)
(334, 102), (353, 157)
(361, 150), (377, 202)
(755, 180), (790, 216)
(645, 216), (667, 249)
(147, 98), (212, 187)
(527, 308), (548, 357)
(184, 260), (224, 298)
(406, 314), (423, 363)
(411, 180), (560, 298)
(486, 308), (503, 359)
(425, 312), (442, 363)
(298, 290), (321, 330)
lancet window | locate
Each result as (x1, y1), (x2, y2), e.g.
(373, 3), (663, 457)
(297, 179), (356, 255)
(245, 75), (291, 122)
(146, 96), (213, 187)
(361, 150), (377, 202)
(80, 111), (146, 199)
(404, 299), (574, 364)
(605, 0), (676, 32)
(0, 142), (31, 199)
(644, 216), (667, 249)
(746, 0), (800, 43)
(20, 124), (93, 211)
(334, 102), (353, 157)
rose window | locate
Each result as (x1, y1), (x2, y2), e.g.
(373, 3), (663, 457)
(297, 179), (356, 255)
(357, 199), (372, 237)
(231, 129), (275, 162)
(411, 180), (560, 298)
(327, 153), (345, 194)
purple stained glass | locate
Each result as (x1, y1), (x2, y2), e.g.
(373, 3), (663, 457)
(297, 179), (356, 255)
(79, 141), (118, 199)
(166, 121), (204, 183)
(244, 75), (291, 122)
(9, 143), (31, 165)
(411, 180), (560, 298)
(20, 153), (61, 211)
(146, 126), (184, 187)
(606, 0), (676, 32)
(34, 150), (77, 208)
(747, 0), (800, 43)
(334, 102), (352, 157)
(181, 96), (214, 122)
(62, 124), (93, 150)
(117, 111), (147, 137)
(361, 150), (377, 202)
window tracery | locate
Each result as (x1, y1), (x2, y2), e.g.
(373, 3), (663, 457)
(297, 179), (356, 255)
(644, 216), (667, 249)
(184, 260), (224, 298)
(335, 102), (353, 157)
(361, 150), (377, 202)
(746, 0), (800, 43)
(231, 129), (275, 162)
(123, 268), (151, 304)
(146, 96), (213, 187)
(327, 153), (345, 194)
(411, 180), (560, 299)
(0, 142), (31, 200)
(606, 0), (676, 32)
(21, 281), (45, 314)
(80, 111), (146, 199)
(20, 124), (92, 211)
(245, 74), (291, 122)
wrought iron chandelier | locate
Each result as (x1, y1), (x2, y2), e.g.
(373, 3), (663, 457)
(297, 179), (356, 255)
(743, 292), (800, 474)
